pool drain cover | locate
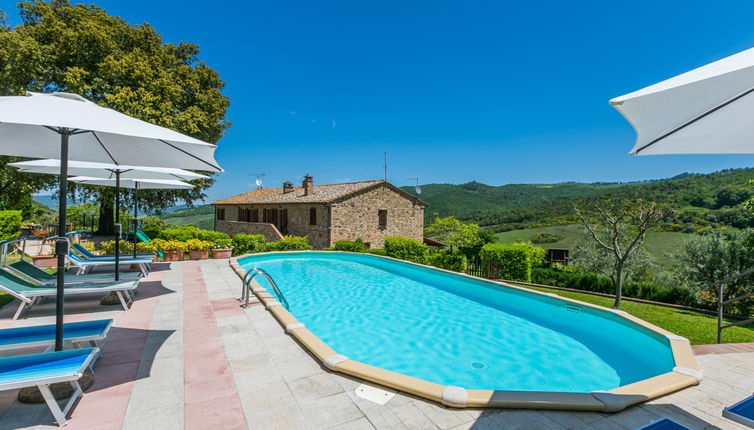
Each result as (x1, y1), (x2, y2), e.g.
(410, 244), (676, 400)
(355, 383), (396, 405)
(468, 361), (488, 371)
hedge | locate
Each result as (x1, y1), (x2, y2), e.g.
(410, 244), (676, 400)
(231, 234), (266, 256)
(384, 237), (428, 264)
(0, 210), (22, 241)
(480, 242), (544, 282)
(334, 238), (367, 253)
(157, 226), (229, 243)
(265, 236), (312, 251)
(531, 267), (701, 309)
(428, 249), (468, 272)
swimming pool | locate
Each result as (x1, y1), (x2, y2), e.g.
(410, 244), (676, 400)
(233, 252), (700, 411)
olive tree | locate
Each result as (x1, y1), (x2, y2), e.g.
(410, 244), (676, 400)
(574, 200), (668, 308)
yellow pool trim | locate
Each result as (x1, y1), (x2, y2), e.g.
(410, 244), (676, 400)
(229, 251), (701, 411)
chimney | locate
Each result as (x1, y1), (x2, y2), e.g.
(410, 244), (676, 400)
(303, 174), (314, 196)
(282, 181), (293, 194)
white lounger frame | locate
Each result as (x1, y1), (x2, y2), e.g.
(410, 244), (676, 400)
(0, 348), (99, 426)
(0, 283), (138, 320)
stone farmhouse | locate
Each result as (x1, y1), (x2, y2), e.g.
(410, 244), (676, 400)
(212, 175), (428, 249)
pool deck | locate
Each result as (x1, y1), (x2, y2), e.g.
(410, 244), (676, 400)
(0, 259), (751, 429)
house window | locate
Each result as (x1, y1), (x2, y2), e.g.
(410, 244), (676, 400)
(216, 207), (225, 221)
(251, 209), (259, 222)
(263, 208), (278, 224)
(309, 208), (317, 226)
(378, 210), (387, 228)
(238, 208), (252, 222)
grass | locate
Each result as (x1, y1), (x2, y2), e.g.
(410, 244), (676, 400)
(494, 224), (690, 270)
(518, 285), (754, 345)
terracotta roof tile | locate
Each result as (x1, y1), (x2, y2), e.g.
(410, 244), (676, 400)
(213, 180), (387, 205)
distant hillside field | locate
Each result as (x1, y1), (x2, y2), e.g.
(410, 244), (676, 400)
(495, 224), (690, 271)
(160, 205), (213, 230)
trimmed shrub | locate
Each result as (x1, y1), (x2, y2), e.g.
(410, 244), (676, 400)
(152, 239), (186, 251)
(364, 248), (387, 256)
(334, 238), (367, 253)
(196, 230), (229, 242)
(141, 216), (168, 239)
(428, 249), (468, 272)
(100, 240), (157, 255)
(184, 239), (213, 251)
(531, 232), (562, 243)
(231, 234), (266, 256)
(384, 237), (428, 264)
(480, 242), (543, 282)
(0, 210), (22, 241)
(265, 236), (312, 251)
(158, 226), (201, 241)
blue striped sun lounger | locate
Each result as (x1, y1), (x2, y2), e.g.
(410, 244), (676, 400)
(0, 348), (99, 426)
(66, 252), (152, 277)
(724, 394), (754, 428)
(72, 243), (155, 260)
(0, 319), (112, 352)
(7, 260), (141, 285)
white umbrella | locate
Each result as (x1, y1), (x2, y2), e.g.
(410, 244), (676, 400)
(9, 159), (209, 181)
(0, 91), (222, 351)
(610, 47), (754, 155)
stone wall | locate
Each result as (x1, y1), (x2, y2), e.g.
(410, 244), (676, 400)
(330, 184), (424, 248)
(215, 220), (284, 243)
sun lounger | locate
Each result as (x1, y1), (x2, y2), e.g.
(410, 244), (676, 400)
(0, 348), (99, 426)
(0, 270), (139, 319)
(6, 260), (141, 285)
(724, 394), (754, 428)
(72, 243), (154, 260)
(0, 319), (112, 352)
(634, 418), (690, 430)
(67, 252), (152, 276)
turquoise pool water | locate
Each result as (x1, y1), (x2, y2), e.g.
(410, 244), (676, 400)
(239, 252), (676, 392)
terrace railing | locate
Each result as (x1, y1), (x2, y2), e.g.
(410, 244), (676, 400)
(715, 267), (754, 344)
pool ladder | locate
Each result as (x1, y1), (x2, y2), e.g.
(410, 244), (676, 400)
(240, 268), (289, 310)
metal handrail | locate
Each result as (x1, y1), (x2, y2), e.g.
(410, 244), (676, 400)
(240, 268), (289, 310)
(715, 267), (754, 343)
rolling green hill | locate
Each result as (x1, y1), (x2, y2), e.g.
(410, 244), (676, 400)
(160, 205), (213, 230)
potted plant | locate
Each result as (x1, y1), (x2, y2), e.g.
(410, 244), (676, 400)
(185, 239), (212, 260)
(154, 239), (185, 262)
(211, 238), (233, 259)
(30, 229), (56, 268)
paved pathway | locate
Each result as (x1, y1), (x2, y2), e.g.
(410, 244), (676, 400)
(0, 260), (752, 429)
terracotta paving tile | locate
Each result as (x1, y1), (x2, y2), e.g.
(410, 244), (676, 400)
(182, 261), (247, 429)
(693, 342), (754, 355)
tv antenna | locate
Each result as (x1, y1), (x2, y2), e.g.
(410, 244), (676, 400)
(249, 173), (265, 189)
(406, 177), (421, 195)
(383, 152), (387, 182)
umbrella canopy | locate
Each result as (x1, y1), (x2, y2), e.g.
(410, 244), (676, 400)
(610, 47), (754, 155)
(9, 159), (209, 181)
(0, 92), (222, 171)
(68, 177), (194, 189)
(0, 91), (222, 351)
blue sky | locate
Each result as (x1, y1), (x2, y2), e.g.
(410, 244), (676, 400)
(9, 1), (754, 201)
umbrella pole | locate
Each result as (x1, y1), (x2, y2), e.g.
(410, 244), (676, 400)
(114, 171), (120, 282)
(55, 131), (70, 352)
(133, 183), (138, 259)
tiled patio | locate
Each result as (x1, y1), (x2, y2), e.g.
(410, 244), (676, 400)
(0, 259), (752, 429)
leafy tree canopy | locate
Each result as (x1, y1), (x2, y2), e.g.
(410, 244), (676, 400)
(0, 0), (230, 230)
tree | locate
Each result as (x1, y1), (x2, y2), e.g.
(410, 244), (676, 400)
(0, 1), (230, 233)
(0, 156), (55, 216)
(675, 231), (754, 316)
(425, 215), (481, 251)
(574, 200), (668, 308)
(573, 239), (654, 285)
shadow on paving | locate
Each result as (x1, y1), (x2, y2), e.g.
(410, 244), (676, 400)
(464, 403), (720, 429)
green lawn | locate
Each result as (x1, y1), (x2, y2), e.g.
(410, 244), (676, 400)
(517, 284), (754, 345)
(494, 224), (689, 270)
